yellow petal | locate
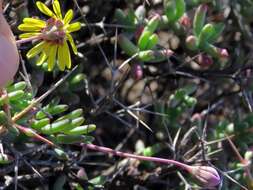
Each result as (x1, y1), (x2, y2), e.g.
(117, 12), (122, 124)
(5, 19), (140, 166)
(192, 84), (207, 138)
(26, 41), (46, 59)
(57, 45), (65, 71)
(36, 1), (55, 18)
(19, 32), (41, 39)
(47, 45), (58, 71)
(63, 9), (73, 24)
(53, 0), (62, 19)
(66, 22), (81, 33)
(66, 33), (77, 55)
(23, 18), (46, 27)
(36, 52), (47, 66)
(61, 41), (71, 69)
(18, 23), (43, 32)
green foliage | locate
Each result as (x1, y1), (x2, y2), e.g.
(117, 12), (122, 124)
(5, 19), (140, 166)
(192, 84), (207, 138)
(186, 4), (227, 63)
(164, 0), (186, 23)
(0, 81), (96, 148)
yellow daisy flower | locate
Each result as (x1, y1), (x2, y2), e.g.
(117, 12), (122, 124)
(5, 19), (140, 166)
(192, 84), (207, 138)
(18, 0), (81, 71)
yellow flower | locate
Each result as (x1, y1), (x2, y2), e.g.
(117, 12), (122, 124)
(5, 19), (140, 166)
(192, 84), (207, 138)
(18, 0), (81, 71)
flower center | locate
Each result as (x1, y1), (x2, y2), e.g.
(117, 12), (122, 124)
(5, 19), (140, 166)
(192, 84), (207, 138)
(41, 18), (66, 44)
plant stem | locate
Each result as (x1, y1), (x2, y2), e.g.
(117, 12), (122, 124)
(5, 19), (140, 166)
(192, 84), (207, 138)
(82, 143), (191, 171)
(16, 35), (42, 45)
(15, 124), (55, 146)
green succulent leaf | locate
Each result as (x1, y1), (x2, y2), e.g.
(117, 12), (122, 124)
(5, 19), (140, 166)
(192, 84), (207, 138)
(193, 4), (208, 37)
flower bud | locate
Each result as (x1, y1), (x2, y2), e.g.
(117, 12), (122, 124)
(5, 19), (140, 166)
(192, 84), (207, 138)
(188, 166), (221, 187)
(197, 54), (213, 67)
(77, 168), (88, 180)
(186, 35), (198, 51)
(132, 64), (143, 80)
(180, 14), (191, 27)
(218, 48), (229, 63)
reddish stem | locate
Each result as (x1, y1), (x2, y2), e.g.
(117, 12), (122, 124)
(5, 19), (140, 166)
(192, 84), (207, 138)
(82, 143), (191, 171)
(16, 35), (42, 45)
(15, 124), (55, 146)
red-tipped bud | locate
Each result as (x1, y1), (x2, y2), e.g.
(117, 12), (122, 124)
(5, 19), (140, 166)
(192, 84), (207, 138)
(197, 54), (213, 67)
(160, 49), (174, 58)
(77, 168), (88, 180)
(189, 166), (221, 187)
(218, 48), (229, 62)
(132, 63), (143, 80)
(180, 14), (191, 27)
(186, 35), (198, 51)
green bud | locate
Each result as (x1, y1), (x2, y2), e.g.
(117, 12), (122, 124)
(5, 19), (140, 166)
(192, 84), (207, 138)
(186, 35), (198, 50)
(64, 124), (96, 135)
(184, 96), (197, 107)
(193, 4), (208, 36)
(143, 143), (163, 157)
(226, 123), (234, 134)
(118, 34), (139, 56)
(69, 74), (86, 91)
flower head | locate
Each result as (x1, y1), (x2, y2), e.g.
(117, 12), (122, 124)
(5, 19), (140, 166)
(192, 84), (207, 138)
(18, 0), (81, 71)
(188, 165), (221, 188)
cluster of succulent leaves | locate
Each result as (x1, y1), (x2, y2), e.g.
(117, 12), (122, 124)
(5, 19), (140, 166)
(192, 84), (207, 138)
(186, 4), (226, 62)
(0, 81), (95, 164)
(115, 0), (186, 63)
(155, 85), (197, 128)
(116, 0), (227, 67)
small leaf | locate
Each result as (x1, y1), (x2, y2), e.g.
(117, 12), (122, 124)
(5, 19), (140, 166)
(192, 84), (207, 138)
(64, 124), (96, 135)
(56, 134), (94, 144)
(41, 119), (71, 134)
(193, 4), (208, 36)
(138, 30), (152, 50)
(118, 34), (139, 56)
(145, 34), (159, 50)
